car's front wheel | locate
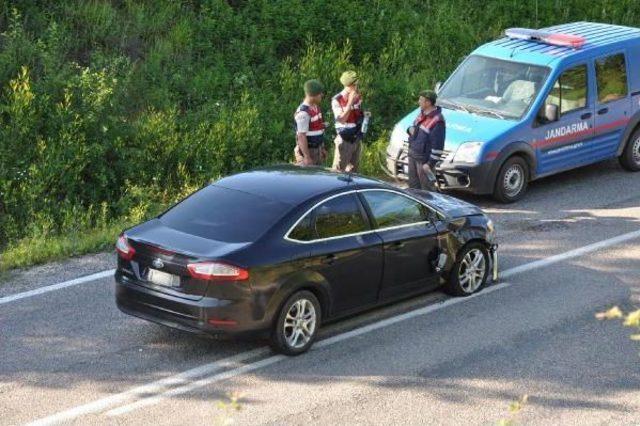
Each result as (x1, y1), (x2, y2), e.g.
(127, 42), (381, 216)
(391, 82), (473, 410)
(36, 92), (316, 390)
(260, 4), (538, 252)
(619, 128), (640, 171)
(270, 290), (321, 355)
(444, 242), (490, 296)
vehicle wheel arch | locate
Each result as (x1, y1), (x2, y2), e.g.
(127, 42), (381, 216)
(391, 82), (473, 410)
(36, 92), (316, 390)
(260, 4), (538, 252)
(490, 141), (536, 182)
(618, 110), (640, 156)
(266, 271), (332, 327)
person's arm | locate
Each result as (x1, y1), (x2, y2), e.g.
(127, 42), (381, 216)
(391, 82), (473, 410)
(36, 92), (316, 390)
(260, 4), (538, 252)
(294, 111), (313, 165)
(296, 133), (312, 165)
(429, 121), (446, 163)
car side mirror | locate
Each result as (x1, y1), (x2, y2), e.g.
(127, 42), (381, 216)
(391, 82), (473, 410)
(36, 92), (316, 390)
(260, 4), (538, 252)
(540, 103), (559, 123)
(434, 81), (442, 94)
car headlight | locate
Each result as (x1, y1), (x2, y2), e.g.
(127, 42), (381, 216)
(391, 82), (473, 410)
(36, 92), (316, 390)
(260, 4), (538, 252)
(388, 124), (407, 152)
(452, 142), (483, 164)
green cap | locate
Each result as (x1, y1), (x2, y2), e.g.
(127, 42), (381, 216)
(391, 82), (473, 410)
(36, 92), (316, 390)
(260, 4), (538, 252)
(340, 70), (358, 86)
(304, 79), (324, 96)
(419, 90), (437, 104)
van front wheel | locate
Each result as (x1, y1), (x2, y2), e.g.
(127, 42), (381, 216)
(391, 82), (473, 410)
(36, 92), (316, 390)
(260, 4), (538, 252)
(493, 156), (529, 203)
(619, 129), (640, 171)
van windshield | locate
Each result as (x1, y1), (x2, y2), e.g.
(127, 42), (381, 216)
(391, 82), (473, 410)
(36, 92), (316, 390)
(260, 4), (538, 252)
(438, 55), (550, 120)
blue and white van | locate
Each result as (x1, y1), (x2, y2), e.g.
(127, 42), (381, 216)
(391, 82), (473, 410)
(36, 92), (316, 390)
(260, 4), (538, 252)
(386, 22), (640, 202)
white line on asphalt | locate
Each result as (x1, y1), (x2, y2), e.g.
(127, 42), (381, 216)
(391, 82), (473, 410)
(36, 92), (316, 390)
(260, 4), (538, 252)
(105, 282), (512, 416)
(0, 269), (115, 306)
(500, 228), (640, 279)
(21, 228), (640, 424)
(26, 347), (270, 426)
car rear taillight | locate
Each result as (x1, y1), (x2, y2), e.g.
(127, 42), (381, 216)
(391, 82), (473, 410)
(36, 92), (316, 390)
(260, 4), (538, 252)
(187, 262), (249, 281)
(115, 235), (136, 260)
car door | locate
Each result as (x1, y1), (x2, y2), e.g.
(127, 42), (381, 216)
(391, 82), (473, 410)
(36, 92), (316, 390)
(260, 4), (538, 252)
(531, 62), (595, 175)
(593, 52), (632, 157)
(287, 192), (384, 315)
(358, 189), (441, 300)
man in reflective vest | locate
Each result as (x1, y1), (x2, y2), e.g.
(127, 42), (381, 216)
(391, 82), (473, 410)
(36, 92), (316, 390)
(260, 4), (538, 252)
(331, 70), (366, 172)
(406, 90), (445, 191)
(294, 79), (326, 166)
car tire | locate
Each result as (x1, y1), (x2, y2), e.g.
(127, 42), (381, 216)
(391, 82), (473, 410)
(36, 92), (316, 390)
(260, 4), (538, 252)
(443, 242), (490, 297)
(270, 290), (321, 356)
(492, 156), (529, 203)
(619, 129), (640, 171)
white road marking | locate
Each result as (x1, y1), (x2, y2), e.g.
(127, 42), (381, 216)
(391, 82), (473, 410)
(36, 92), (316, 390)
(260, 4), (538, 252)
(0, 269), (115, 306)
(21, 228), (640, 424)
(104, 283), (511, 417)
(500, 228), (640, 279)
(26, 347), (269, 426)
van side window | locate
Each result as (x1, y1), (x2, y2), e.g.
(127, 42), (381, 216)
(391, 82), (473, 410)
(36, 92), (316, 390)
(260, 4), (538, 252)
(596, 53), (628, 103)
(544, 65), (588, 116)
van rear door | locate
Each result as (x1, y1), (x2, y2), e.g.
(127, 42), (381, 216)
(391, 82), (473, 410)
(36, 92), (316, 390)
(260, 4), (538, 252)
(532, 62), (595, 175)
(592, 52), (632, 158)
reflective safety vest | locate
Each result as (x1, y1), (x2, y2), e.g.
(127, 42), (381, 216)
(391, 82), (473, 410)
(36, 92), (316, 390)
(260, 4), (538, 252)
(295, 103), (325, 147)
(332, 91), (363, 130)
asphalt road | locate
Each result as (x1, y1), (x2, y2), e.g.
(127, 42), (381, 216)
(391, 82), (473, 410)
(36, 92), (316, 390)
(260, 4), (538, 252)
(1, 158), (640, 425)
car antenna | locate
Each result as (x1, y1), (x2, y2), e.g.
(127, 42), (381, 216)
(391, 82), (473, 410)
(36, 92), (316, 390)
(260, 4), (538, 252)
(337, 170), (353, 183)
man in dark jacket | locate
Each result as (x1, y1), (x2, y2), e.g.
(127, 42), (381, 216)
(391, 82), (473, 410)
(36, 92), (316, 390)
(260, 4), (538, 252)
(406, 90), (445, 190)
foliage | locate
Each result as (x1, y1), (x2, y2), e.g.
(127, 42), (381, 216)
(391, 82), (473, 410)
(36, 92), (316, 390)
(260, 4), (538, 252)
(596, 306), (640, 343)
(2, 0), (640, 267)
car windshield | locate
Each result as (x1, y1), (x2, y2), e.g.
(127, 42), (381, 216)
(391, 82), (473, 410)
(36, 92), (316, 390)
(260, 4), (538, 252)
(160, 185), (290, 243)
(438, 55), (550, 120)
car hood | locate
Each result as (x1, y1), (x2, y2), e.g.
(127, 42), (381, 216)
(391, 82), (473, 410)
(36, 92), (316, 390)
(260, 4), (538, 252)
(408, 189), (484, 218)
(126, 218), (250, 259)
(393, 107), (514, 152)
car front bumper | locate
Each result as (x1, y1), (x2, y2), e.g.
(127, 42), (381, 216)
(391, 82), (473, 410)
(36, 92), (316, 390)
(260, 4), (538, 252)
(386, 147), (495, 195)
(115, 272), (271, 337)
(434, 161), (495, 195)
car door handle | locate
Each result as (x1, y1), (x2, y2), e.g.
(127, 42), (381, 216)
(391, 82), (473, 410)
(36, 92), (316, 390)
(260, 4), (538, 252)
(580, 112), (592, 119)
(388, 241), (406, 251)
(321, 254), (336, 265)
(597, 107), (609, 115)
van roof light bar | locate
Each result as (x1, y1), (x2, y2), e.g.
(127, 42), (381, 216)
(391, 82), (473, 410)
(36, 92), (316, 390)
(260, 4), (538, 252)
(505, 28), (586, 49)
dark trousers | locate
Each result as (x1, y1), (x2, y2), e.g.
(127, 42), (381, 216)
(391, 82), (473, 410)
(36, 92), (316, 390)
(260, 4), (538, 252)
(408, 157), (437, 191)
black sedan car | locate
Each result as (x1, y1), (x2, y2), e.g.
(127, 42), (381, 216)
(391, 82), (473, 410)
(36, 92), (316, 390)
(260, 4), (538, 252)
(115, 166), (497, 355)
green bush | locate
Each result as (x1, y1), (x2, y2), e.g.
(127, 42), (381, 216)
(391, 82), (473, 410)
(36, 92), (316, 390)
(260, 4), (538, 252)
(2, 0), (640, 268)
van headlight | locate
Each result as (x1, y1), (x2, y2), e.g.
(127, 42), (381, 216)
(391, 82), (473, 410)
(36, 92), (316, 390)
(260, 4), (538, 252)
(452, 142), (483, 164)
(389, 125), (407, 152)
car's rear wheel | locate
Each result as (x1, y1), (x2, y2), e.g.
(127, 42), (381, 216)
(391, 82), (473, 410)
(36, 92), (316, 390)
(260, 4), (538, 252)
(619, 128), (640, 171)
(444, 242), (490, 297)
(493, 156), (529, 203)
(270, 290), (321, 355)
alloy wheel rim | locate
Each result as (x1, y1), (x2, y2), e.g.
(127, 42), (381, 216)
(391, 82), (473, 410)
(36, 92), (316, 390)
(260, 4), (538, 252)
(458, 249), (486, 293)
(503, 164), (524, 197)
(283, 299), (316, 349)
(633, 137), (640, 165)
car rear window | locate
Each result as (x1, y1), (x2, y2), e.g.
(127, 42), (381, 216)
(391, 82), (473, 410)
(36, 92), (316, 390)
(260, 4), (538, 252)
(160, 185), (290, 243)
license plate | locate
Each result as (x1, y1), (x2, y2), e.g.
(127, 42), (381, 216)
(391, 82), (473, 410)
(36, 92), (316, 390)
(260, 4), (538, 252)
(147, 268), (180, 287)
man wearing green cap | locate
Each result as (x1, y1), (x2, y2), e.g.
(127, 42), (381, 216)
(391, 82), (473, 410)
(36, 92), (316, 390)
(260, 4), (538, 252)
(406, 90), (445, 190)
(293, 79), (327, 166)
(331, 70), (369, 172)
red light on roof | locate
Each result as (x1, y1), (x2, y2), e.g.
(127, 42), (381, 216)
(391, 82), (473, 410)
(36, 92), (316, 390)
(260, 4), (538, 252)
(505, 28), (585, 49)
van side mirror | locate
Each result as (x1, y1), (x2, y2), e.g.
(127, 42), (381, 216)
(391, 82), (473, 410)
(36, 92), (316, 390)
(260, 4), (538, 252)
(540, 104), (559, 123)
(434, 81), (442, 94)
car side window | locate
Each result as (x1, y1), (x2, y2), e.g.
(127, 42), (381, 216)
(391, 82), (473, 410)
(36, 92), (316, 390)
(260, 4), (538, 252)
(596, 53), (628, 103)
(361, 191), (429, 229)
(544, 64), (588, 117)
(313, 194), (369, 239)
(288, 214), (315, 241)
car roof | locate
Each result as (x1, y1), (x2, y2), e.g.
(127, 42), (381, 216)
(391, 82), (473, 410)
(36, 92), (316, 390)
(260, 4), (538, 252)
(213, 165), (391, 205)
(477, 22), (640, 67)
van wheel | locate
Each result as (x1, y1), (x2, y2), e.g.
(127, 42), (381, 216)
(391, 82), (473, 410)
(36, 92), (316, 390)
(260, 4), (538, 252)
(493, 156), (529, 203)
(619, 129), (640, 171)
(270, 290), (321, 356)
